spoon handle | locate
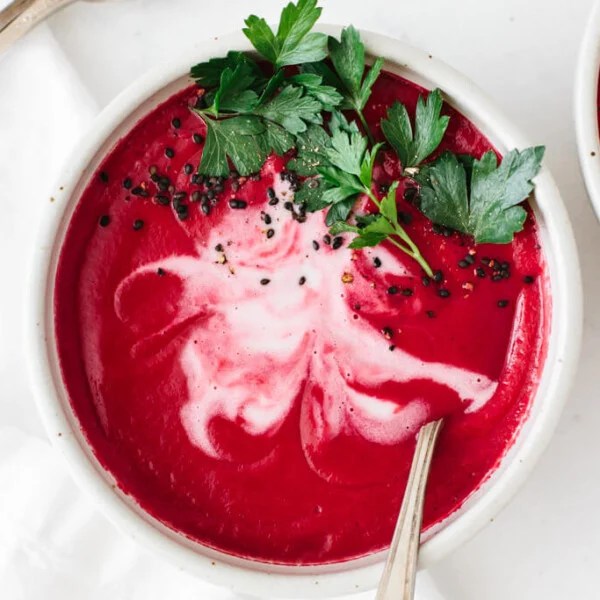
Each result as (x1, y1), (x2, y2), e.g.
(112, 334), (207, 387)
(0, 0), (75, 55)
(376, 419), (444, 600)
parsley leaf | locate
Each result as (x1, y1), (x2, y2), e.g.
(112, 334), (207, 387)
(288, 124), (332, 175)
(243, 0), (328, 69)
(328, 26), (384, 113)
(199, 115), (268, 177)
(416, 147), (545, 243)
(289, 73), (343, 110)
(211, 62), (260, 114)
(323, 119), (368, 175)
(190, 51), (263, 88)
(381, 89), (449, 170)
(254, 85), (323, 134)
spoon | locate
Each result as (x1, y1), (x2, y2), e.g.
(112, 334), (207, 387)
(376, 419), (444, 600)
(0, 0), (105, 55)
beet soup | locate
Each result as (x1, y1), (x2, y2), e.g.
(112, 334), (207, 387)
(54, 70), (549, 565)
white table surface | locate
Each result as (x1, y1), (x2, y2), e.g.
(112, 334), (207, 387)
(1, 1), (599, 599)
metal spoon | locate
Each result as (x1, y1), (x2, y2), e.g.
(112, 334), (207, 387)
(0, 0), (101, 55)
(376, 419), (444, 600)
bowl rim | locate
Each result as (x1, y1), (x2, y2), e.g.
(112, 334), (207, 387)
(575, 0), (600, 219)
(26, 26), (583, 598)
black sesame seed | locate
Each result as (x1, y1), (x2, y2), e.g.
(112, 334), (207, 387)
(229, 199), (247, 209)
(264, 214), (272, 225)
(492, 274), (503, 282)
(269, 197), (279, 206)
(150, 173), (159, 182)
(267, 187), (276, 199)
(165, 147), (175, 159)
(500, 261), (510, 271)
(193, 133), (204, 144)
(458, 259), (469, 268)
(422, 275), (431, 287)
(99, 171), (109, 183)
(373, 257), (382, 268)
(284, 201), (293, 211)
(177, 206), (189, 220)
(332, 236), (343, 250)
(184, 164), (193, 175)
(201, 203), (211, 216)
(157, 268), (165, 276)
(323, 234), (331, 245)
(437, 288), (451, 298)
(403, 186), (418, 203)
(215, 244), (224, 252)
(131, 186), (149, 197)
(464, 254), (475, 265)
(387, 286), (399, 295)
(523, 275), (535, 284)
(388, 345), (396, 351)
(158, 177), (170, 191)
(266, 228), (275, 238)
(122, 177), (132, 189)
(133, 219), (144, 231)
(260, 278), (270, 286)
(99, 215), (110, 227)
(426, 310), (436, 318)
(433, 270), (444, 283)
(312, 240), (320, 251)
(382, 326), (394, 339)
(402, 288), (414, 297)
(299, 276), (306, 286)
(171, 117), (181, 129)
(497, 299), (509, 308)
(207, 190), (215, 200)
(398, 211), (412, 225)
(476, 267), (486, 278)
(155, 194), (170, 206)
(175, 203), (188, 216)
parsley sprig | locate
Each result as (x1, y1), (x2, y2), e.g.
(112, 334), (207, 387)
(291, 113), (433, 275)
(381, 88), (449, 171)
(188, 0), (546, 276)
(416, 147), (545, 243)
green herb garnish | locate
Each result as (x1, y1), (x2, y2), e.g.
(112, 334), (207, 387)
(243, 0), (327, 69)
(381, 88), (449, 171)
(188, 0), (545, 277)
(415, 147), (545, 243)
(327, 25), (384, 143)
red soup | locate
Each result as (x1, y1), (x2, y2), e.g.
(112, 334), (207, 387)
(54, 70), (549, 565)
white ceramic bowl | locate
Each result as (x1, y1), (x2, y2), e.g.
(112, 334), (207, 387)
(576, 0), (600, 219)
(27, 27), (582, 598)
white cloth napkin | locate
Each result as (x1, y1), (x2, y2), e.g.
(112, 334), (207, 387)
(0, 7), (445, 600)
